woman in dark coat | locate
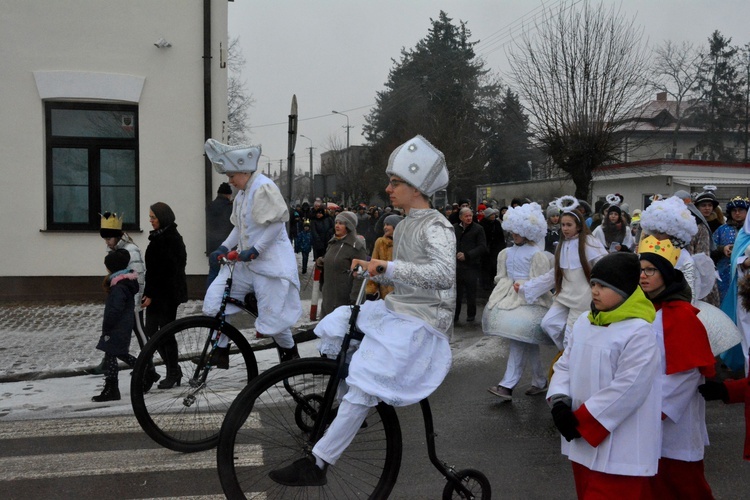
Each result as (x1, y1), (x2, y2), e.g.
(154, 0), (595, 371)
(318, 211), (367, 319)
(310, 207), (334, 260)
(142, 202), (188, 389)
(480, 208), (505, 289)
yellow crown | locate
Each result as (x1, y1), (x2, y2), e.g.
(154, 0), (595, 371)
(100, 212), (124, 230)
(637, 235), (680, 265)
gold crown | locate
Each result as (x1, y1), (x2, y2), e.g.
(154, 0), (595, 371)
(100, 212), (124, 230)
(638, 235), (680, 265)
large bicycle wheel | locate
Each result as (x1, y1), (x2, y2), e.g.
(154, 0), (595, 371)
(217, 357), (402, 499)
(131, 316), (258, 452)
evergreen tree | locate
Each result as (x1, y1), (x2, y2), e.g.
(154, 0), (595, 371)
(363, 11), (500, 201)
(486, 88), (537, 182)
(692, 31), (746, 160)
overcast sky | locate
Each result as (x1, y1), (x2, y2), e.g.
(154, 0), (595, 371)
(228, 0), (749, 177)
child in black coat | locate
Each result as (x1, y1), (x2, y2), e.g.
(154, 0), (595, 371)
(92, 249), (159, 402)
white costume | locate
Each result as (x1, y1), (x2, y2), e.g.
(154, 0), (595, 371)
(311, 135), (454, 467)
(549, 313), (662, 476)
(653, 309), (709, 461)
(521, 235), (606, 350)
(203, 141), (301, 349)
(591, 224), (634, 252)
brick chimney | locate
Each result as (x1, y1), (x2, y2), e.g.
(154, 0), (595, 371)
(656, 92), (667, 101)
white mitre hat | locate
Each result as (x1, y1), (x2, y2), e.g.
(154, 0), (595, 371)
(385, 135), (448, 196)
(204, 138), (261, 174)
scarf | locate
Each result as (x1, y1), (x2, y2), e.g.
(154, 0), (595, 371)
(654, 299), (716, 377)
(588, 286), (656, 326)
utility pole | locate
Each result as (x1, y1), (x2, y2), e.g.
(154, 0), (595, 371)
(332, 110), (352, 176)
(300, 134), (315, 203)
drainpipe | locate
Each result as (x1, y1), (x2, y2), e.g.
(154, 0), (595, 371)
(203, 0), (213, 254)
(203, 0), (213, 210)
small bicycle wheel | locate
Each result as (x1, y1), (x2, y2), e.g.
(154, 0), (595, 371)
(217, 357), (402, 499)
(442, 468), (492, 500)
(131, 316), (258, 452)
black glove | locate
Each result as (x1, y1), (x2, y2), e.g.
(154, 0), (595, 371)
(551, 402), (581, 442)
(698, 380), (729, 402)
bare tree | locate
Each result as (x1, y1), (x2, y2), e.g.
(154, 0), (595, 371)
(508, 0), (651, 200)
(649, 40), (707, 155)
(226, 36), (254, 144)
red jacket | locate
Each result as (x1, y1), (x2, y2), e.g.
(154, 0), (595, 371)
(724, 377), (750, 461)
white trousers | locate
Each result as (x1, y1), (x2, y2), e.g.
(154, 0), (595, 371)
(312, 388), (372, 465)
(202, 264), (301, 348)
(498, 339), (547, 389)
(541, 301), (584, 351)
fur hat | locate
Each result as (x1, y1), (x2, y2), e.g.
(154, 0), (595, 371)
(694, 190), (718, 208)
(204, 139), (261, 174)
(501, 202), (547, 244)
(335, 211), (358, 234)
(385, 135), (448, 196)
(590, 252), (641, 299)
(639, 196), (697, 247)
(100, 212), (124, 239)
(384, 214), (403, 228)
(105, 248), (131, 273)
(546, 203), (561, 219)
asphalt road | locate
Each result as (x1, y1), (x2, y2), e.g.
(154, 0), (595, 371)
(0, 308), (747, 499)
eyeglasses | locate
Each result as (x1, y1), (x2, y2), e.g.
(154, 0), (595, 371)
(149, 216), (158, 221)
(640, 267), (658, 277)
(388, 178), (407, 188)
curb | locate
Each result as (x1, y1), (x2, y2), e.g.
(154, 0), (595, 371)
(0, 325), (319, 384)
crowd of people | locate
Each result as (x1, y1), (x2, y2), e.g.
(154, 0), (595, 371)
(89, 131), (749, 496)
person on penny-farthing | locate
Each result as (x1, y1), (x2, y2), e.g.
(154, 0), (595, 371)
(270, 135), (456, 486)
(203, 139), (303, 364)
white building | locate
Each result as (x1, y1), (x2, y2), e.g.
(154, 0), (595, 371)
(0, 1), (231, 301)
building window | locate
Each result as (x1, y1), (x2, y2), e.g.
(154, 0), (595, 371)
(45, 102), (139, 230)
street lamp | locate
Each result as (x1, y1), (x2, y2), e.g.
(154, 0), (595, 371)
(332, 110), (351, 175)
(300, 134), (315, 203)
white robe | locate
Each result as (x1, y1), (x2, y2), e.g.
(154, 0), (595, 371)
(203, 172), (301, 336)
(653, 309), (709, 462)
(548, 313), (662, 476)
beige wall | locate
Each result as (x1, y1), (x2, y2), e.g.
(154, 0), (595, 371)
(0, 0), (228, 278)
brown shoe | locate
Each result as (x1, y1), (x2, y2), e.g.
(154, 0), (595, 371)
(487, 385), (512, 401)
(524, 384), (548, 396)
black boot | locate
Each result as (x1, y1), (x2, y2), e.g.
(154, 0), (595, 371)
(209, 346), (230, 369)
(143, 363), (161, 393)
(157, 341), (182, 389)
(269, 455), (327, 486)
(92, 379), (121, 402)
(277, 343), (300, 363)
(85, 356), (107, 375)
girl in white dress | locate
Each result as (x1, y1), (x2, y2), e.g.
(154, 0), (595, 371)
(520, 197), (607, 351)
(483, 202), (553, 400)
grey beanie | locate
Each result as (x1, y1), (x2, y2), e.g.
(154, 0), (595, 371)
(384, 214), (403, 228)
(335, 211), (358, 234)
(546, 204), (561, 219)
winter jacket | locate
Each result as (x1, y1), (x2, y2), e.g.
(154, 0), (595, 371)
(454, 221), (487, 270)
(320, 232), (367, 318)
(366, 236), (394, 298)
(143, 223), (188, 307)
(310, 215), (334, 255)
(205, 195), (234, 252)
(295, 230), (312, 254)
(97, 271), (139, 356)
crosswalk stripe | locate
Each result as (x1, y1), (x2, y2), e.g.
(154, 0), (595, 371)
(0, 416), (143, 439)
(0, 444), (262, 481)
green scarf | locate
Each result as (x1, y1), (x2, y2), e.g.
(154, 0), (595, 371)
(588, 286), (656, 326)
